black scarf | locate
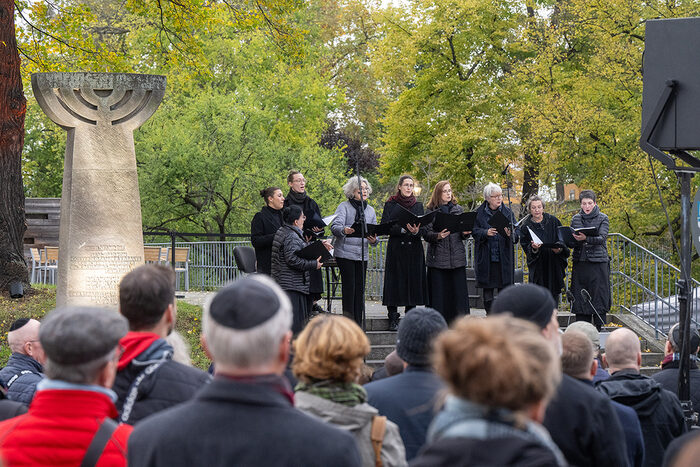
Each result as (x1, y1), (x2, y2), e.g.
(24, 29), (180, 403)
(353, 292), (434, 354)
(580, 205), (600, 220)
(349, 198), (368, 223)
(286, 190), (308, 206)
(439, 201), (454, 214)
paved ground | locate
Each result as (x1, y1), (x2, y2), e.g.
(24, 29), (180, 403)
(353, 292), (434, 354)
(179, 291), (486, 318)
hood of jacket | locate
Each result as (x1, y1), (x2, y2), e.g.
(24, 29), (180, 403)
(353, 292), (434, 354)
(596, 369), (665, 418)
(294, 390), (378, 431)
(118, 332), (173, 371)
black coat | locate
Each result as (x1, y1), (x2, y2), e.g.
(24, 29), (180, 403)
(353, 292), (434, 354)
(365, 366), (445, 461)
(571, 206), (609, 263)
(596, 369), (687, 467)
(424, 203), (468, 270)
(113, 359), (211, 425)
(271, 224), (316, 294)
(652, 361), (700, 411)
(381, 200), (427, 307)
(472, 201), (519, 288)
(544, 374), (629, 467)
(520, 213), (569, 299)
(0, 353), (43, 406)
(251, 205), (283, 275)
(128, 377), (362, 467)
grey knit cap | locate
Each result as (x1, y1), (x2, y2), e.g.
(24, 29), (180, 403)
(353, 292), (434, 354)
(396, 307), (447, 366)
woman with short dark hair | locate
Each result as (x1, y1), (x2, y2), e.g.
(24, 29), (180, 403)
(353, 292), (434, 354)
(570, 190), (610, 330)
(250, 187), (284, 275)
(519, 195), (569, 303)
(271, 205), (323, 334)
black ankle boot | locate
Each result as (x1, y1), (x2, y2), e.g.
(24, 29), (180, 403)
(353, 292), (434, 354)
(388, 316), (400, 331)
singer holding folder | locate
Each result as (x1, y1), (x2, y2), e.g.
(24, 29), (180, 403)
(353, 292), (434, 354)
(330, 177), (378, 326)
(424, 181), (471, 323)
(380, 175), (427, 331)
(473, 182), (519, 313)
(519, 196), (569, 303)
(570, 190), (610, 330)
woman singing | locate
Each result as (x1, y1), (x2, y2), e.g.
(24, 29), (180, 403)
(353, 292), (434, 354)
(520, 196), (569, 303)
(250, 187), (284, 275)
(424, 181), (471, 324)
(570, 190), (610, 330)
(472, 182), (519, 313)
(381, 175), (427, 331)
(284, 170), (325, 312)
(271, 205), (323, 334)
(330, 177), (377, 326)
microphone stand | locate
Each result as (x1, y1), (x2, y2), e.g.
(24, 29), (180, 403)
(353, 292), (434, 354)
(503, 166), (516, 285)
(355, 161), (368, 332)
(581, 288), (605, 329)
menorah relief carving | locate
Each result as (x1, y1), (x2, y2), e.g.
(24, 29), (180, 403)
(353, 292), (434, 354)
(31, 73), (166, 307)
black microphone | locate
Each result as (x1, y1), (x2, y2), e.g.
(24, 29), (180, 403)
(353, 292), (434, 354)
(501, 163), (510, 176)
(566, 290), (575, 303)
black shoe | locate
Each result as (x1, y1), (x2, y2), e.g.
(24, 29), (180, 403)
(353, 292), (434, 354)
(388, 317), (400, 332)
(312, 303), (326, 316)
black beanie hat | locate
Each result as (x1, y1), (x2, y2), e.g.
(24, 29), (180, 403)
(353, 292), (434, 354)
(491, 283), (555, 330)
(396, 307), (447, 366)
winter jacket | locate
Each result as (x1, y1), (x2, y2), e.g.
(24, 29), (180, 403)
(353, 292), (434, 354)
(295, 390), (407, 467)
(596, 368), (686, 467)
(113, 332), (211, 425)
(472, 201), (519, 288)
(0, 353), (44, 406)
(0, 385), (132, 466)
(331, 200), (377, 261)
(544, 374), (629, 467)
(271, 224), (317, 294)
(571, 206), (609, 263)
(365, 366), (445, 461)
(251, 205), (284, 274)
(412, 396), (566, 467)
(652, 359), (700, 412)
(128, 376), (362, 467)
(424, 203), (468, 270)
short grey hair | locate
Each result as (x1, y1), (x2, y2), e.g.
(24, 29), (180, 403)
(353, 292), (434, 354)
(342, 177), (373, 199)
(483, 182), (502, 200)
(202, 275), (292, 369)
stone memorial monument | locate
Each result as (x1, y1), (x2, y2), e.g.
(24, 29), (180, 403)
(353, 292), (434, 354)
(31, 72), (166, 307)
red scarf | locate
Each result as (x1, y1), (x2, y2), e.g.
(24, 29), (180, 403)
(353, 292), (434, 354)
(388, 191), (416, 209)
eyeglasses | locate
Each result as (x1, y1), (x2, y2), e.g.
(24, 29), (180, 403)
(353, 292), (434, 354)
(490, 194), (503, 199)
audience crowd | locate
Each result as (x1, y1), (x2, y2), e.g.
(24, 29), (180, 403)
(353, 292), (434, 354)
(2, 269), (700, 467)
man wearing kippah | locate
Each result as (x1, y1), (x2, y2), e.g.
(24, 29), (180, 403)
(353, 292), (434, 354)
(491, 283), (628, 467)
(128, 274), (361, 467)
(0, 307), (132, 466)
(364, 307), (447, 461)
(0, 318), (45, 405)
(652, 322), (700, 411)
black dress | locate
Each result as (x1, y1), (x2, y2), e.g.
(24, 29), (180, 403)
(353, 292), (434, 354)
(520, 213), (569, 302)
(250, 205), (283, 275)
(284, 192), (324, 300)
(381, 200), (427, 308)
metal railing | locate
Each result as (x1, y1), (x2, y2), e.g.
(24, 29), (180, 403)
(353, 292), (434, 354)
(146, 232), (695, 338)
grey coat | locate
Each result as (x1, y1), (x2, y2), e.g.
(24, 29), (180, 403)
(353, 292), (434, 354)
(295, 391), (407, 467)
(331, 200), (377, 261)
(271, 224), (317, 294)
(424, 204), (468, 270)
(571, 207), (609, 263)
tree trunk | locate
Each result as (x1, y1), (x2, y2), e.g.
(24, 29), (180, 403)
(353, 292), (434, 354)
(521, 147), (539, 216)
(0, 0), (28, 292)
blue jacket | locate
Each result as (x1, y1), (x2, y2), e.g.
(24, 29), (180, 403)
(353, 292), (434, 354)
(472, 202), (519, 288)
(364, 366), (444, 461)
(0, 353), (44, 406)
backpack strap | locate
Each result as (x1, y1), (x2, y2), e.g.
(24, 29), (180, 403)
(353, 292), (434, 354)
(6, 370), (38, 389)
(370, 415), (387, 467)
(119, 361), (165, 423)
(80, 418), (118, 467)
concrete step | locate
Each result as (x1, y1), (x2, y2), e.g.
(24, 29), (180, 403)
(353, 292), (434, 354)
(367, 344), (395, 361)
(640, 367), (660, 376)
(642, 352), (664, 367)
(366, 331), (397, 345)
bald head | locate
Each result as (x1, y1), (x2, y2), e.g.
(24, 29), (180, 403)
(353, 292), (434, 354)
(7, 319), (45, 365)
(604, 328), (641, 372)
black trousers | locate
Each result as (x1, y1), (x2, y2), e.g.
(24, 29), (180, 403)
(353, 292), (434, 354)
(335, 257), (367, 326)
(427, 267), (469, 324)
(286, 290), (311, 335)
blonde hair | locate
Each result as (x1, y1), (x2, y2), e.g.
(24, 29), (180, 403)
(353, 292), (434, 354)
(293, 314), (370, 383)
(434, 315), (561, 411)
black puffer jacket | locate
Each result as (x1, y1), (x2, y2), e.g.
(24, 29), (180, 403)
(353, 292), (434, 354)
(271, 224), (317, 294)
(113, 337), (212, 425)
(0, 353), (43, 406)
(424, 203), (468, 270)
(596, 369), (686, 467)
(571, 206), (609, 263)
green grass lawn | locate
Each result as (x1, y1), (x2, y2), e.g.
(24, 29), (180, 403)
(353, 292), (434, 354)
(0, 286), (210, 371)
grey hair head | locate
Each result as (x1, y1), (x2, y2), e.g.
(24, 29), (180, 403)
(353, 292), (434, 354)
(483, 182), (502, 200)
(202, 275), (292, 370)
(41, 306), (128, 384)
(342, 177), (373, 199)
